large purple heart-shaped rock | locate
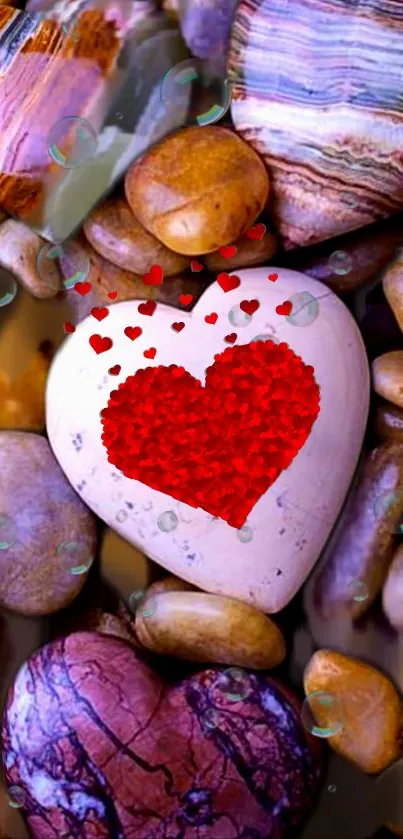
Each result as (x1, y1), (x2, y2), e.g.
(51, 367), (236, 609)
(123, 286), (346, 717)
(2, 631), (322, 838)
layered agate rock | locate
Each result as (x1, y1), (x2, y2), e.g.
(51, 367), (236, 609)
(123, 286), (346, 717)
(2, 632), (322, 838)
(228, 0), (403, 249)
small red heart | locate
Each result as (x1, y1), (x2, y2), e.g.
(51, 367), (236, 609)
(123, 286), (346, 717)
(138, 300), (157, 316)
(171, 322), (185, 333)
(276, 301), (293, 316)
(217, 273), (241, 293)
(63, 321), (75, 334)
(225, 333), (237, 344)
(191, 260), (203, 272)
(91, 306), (109, 322)
(268, 273), (278, 283)
(89, 334), (113, 354)
(108, 365), (121, 376)
(246, 223), (266, 241)
(178, 294), (193, 306)
(124, 326), (142, 341)
(144, 347), (156, 359)
(240, 299), (260, 316)
(143, 264), (164, 286)
(219, 245), (238, 259)
(74, 281), (92, 296)
(205, 312), (218, 325)
(107, 291), (118, 300)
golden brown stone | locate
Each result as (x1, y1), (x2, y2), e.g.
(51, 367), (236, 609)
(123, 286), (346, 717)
(383, 544), (403, 630)
(125, 126), (269, 255)
(83, 197), (189, 276)
(204, 226), (277, 272)
(0, 219), (59, 299)
(383, 251), (403, 331)
(304, 649), (402, 774)
(372, 351), (403, 409)
(146, 575), (197, 595)
(0, 349), (51, 431)
(135, 590), (286, 668)
(375, 399), (403, 443)
(0, 431), (97, 616)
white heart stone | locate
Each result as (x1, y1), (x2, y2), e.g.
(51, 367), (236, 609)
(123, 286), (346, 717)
(46, 267), (369, 612)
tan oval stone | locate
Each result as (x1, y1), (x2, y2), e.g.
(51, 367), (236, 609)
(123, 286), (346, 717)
(83, 197), (189, 276)
(304, 649), (402, 774)
(383, 544), (403, 630)
(204, 227), (277, 273)
(125, 126), (269, 255)
(0, 219), (58, 299)
(146, 575), (197, 595)
(135, 590), (286, 668)
(375, 398), (403, 443)
(0, 431), (97, 616)
(383, 253), (403, 331)
(372, 351), (403, 409)
(0, 349), (51, 432)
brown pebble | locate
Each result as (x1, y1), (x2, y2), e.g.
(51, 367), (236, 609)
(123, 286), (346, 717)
(304, 649), (402, 774)
(375, 399), (403, 443)
(383, 544), (403, 630)
(313, 441), (403, 619)
(0, 219), (59, 299)
(0, 350), (51, 431)
(145, 575), (197, 595)
(135, 590), (286, 669)
(372, 351), (403, 409)
(83, 197), (189, 276)
(0, 431), (97, 616)
(383, 251), (403, 331)
(204, 227), (277, 272)
(125, 126), (269, 255)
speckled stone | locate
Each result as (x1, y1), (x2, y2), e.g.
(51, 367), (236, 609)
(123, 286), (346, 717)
(228, 0), (403, 249)
(0, 431), (97, 616)
(0, 220), (58, 299)
(2, 631), (323, 838)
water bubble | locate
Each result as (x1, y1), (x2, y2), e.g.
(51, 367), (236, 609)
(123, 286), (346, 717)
(373, 489), (403, 534)
(157, 510), (178, 532)
(201, 708), (220, 731)
(228, 304), (252, 328)
(8, 785), (25, 808)
(36, 240), (90, 292)
(116, 509), (128, 523)
(160, 58), (232, 126)
(47, 116), (97, 168)
(237, 524), (253, 543)
(55, 540), (94, 575)
(0, 266), (17, 307)
(128, 589), (157, 618)
(328, 785), (337, 793)
(252, 332), (278, 344)
(348, 579), (369, 603)
(328, 250), (353, 276)
(286, 291), (320, 327)
(301, 690), (344, 738)
(215, 668), (251, 702)
(0, 514), (17, 549)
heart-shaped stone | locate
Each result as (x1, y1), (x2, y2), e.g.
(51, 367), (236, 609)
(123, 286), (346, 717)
(46, 267), (369, 612)
(2, 631), (323, 838)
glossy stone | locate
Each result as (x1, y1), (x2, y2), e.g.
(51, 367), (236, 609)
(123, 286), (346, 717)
(2, 631), (322, 838)
(204, 226), (278, 273)
(304, 650), (402, 774)
(178, 0), (239, 70)
(383, 250), (403, 331)
(125, 126), (269, 255)
(375, 399), (403, 444)
(383, 544), (403, 631)
(0, 350), (51, 431)
(0, 432), (97, 616)
(135, 590), (286, 668)
(228, 0), (403, 249)
(311, 441), (403, 620)
(0, 220), (58, 299)
(83, 197), (189, 276)
(46, 266), (369, 612)
(372, 351), (403, 410)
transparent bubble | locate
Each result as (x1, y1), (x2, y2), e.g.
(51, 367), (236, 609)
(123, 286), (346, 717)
(237, 525), (253, 543)
(201, 708), (220, 731)
(301, 690), (344, 738)
(348, 579), (369, 603)
(36, 240), (90, 292)
(0, 514), (17, 550)
(328, 785), (337, 793)
(8, 785), (25, 808)
(55, 540), (94, 575)
(215, 668), (252, 702)
(0, 265), (17, 307)
(157, 510), (178, 532)
(176, 502), (195, 524)
(116, 509), (128, 523)
(228, 305), (252, 328)
(373, 489), (403, 534)
(160, 58), (232, 126)
(128, 589), (157, 618)
(328, 250), (353, 276)
(47, 116), (97, 168)
(286, 291), (320, 327)
(252, 332), (278, 344)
